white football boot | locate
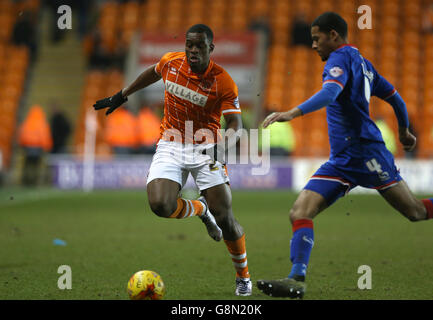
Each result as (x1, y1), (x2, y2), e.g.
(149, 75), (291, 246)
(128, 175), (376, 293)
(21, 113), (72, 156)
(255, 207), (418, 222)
(235, 277), (253, 296)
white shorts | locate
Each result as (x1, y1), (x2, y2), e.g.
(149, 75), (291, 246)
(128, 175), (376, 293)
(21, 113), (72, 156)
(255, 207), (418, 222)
(146, 140), (230, 191)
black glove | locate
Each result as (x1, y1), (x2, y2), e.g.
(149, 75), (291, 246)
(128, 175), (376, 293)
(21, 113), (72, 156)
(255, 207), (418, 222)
(201, 144), (226, 164)
(93, 90), (128, 115)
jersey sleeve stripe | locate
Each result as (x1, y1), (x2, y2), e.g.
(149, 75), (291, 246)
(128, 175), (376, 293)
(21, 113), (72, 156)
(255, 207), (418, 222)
(383, 88), (397, 100)
(222, 109), (242, 114)
(323, 80), (344, 90)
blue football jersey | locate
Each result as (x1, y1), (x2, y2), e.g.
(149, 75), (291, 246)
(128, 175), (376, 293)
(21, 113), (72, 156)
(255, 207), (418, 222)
(321, 45), (397, 159)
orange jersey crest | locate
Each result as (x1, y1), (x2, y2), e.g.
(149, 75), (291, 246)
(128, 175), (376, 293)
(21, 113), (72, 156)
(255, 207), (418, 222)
(155, 52), (241, 144)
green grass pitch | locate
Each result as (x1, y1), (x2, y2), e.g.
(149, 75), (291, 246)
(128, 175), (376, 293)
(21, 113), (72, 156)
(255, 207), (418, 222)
(1, 187), (432, 300)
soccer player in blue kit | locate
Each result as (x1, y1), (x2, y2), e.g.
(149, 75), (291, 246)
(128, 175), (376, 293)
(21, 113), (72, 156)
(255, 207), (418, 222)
(257, 12), (433, 299)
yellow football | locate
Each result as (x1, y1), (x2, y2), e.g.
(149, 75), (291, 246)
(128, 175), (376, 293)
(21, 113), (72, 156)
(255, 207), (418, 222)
(127, 270), (165, 300)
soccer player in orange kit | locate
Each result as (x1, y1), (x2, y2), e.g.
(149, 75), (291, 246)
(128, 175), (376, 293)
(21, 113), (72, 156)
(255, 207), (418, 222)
(94, 24), (252, 296)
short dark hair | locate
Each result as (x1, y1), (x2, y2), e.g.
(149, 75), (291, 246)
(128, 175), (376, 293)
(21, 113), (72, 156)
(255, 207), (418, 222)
(312, 12), (348, 39)
(186, 24), (214, 43)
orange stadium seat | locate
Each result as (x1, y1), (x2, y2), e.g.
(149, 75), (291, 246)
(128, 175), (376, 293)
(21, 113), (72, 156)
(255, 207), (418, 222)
(250, 0), (269, 19)
(143, 0), (161, 10)
(0, 0), (13, 11)
(186, 0), (205, 26)
(426, 50), (433, 64)
(142, 14), (159, 32)
(187, 14), (205, 28)
(272, 12), (290, 30)
(418, 125), (433, 158)
(140, 1), (160, 30)
(274, 0), (291, 12)
(0, 13), (13, 42)
(1, 98), (16, 113)
(227, 1), (247, 31)
(209, 0), (225, 12)
(82, 87), (102, 102)
(425, 75), (433, 91)
(289, 86), (307, 107)
(107, 74), (124, 90)
(272, 30), (290, 46)
(265, 88), (284, 111)
(187, 2), (205, 15)
(293, 0), (313, 21)
(230, 16), (248, 32)
(165, 16), (183, 33)
(403, 0), (421, 16)
(2, 84), (22, 103)
(189, 0), (206, 9)
(315, 0), (335, 11)
(166, 1), (183, 20)
(208, 16), (225, 34)
(121, 2), (139, 42)
(269, 44), (287, 60)
(17, 0), (40, 13)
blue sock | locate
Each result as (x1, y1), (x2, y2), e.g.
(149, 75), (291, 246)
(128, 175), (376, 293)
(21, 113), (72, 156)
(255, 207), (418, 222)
(288, 219), (314, 280)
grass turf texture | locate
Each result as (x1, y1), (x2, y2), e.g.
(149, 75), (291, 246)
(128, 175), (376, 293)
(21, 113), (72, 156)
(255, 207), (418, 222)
(0, 188), (432, 300)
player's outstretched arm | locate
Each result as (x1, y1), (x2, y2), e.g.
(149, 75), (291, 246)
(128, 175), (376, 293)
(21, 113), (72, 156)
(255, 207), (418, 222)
(262, 108), (302, 128)
(263, 83), (342, 128)
(93, 64), (161, 115)
(122, 64), (162, 97)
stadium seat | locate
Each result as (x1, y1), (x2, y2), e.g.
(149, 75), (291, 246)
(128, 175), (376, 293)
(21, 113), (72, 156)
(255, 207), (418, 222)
(418, 125), (433, 158)
(121, 2), (139, 43)
(314, 0), (335, 15)
(186, 0), (205, 26)
(229, 9), (247, 32)
(142, 14), (159, 32)
(293, 0), (313, 21)
(274, 0), (291, 13)
(0, 13), (13, 42)
(0, 0), (13, 12)
(250, 0), (269, 19)
(16, 0), (40, 13)
(289, 86), (307, 107)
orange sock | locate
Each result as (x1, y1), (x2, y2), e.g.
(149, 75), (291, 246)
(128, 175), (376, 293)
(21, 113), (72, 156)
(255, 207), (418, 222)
(224, 234), (250, 279)
(169, 198), (205, 219)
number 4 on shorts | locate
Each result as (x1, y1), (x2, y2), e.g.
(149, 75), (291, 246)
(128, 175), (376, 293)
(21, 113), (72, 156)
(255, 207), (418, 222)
(365, 158), (383, 174)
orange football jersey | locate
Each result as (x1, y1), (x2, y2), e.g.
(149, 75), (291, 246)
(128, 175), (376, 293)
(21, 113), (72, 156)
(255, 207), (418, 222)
(155, 52), (241, 144)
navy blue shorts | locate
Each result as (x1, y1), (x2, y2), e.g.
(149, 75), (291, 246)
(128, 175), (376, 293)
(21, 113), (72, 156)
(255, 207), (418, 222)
(304, 141), (402, 206)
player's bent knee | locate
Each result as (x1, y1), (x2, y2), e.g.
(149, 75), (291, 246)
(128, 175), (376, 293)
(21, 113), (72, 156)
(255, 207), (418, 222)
(213, 210), (230, 226)
(289, 207), (311, 224)
(148, 199), (176, 218)
(216, 214), (243, 239)
(213, 210), (237, 228)
(209, 202), (231, 220)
